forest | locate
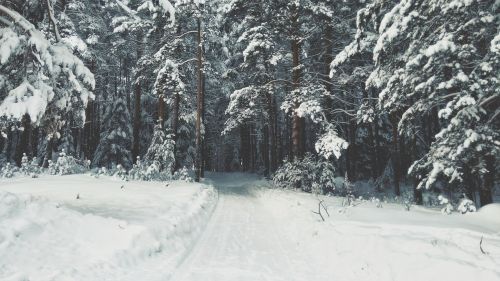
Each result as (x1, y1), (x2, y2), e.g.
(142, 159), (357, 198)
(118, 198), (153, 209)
(0, 0), (498, 208)
(1, 1), (500, 280)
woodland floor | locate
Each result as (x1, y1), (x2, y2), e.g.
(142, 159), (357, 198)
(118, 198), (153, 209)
(1, 173), (500, 281)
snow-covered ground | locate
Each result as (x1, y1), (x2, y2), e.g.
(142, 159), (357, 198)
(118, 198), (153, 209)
(0, 175), (216, 281)
(1, 173), (499, 281)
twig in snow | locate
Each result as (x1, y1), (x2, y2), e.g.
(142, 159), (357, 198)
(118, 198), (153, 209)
(319, 200), (330, 217)
(480, 237), (489, 255)
(312, 199), (328, 221)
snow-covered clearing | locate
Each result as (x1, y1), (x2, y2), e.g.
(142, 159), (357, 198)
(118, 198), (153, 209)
(1, 173), (500, 281)
(0, 175), (216, 281)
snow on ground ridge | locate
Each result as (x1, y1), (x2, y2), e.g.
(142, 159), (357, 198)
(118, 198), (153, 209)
(0, 175), (218, 281)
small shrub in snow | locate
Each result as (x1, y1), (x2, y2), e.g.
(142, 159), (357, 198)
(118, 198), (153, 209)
(20, 153), (29, 175)
(457, 198), (476, 214)
(92, 167), (109, 178)
(0, 163), (16, 178)
(53, 149), (86, 175)
(113, 164), (128, 181)
(48, 160), (57, 175)
(128, 157), (165, 181)
(273, 153), (336, 194)
(20, 153), (41, 177)
(174, 167), (194, 182)
(438, 195), (454, 215)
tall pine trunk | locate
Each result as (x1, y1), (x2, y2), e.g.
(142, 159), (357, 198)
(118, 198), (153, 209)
(390, 113), (401, 196)
(195, 17), (204, 182)
(132, 34), (143, 161)
(290, 8), (303, 160)
(480, 155), (494, 206)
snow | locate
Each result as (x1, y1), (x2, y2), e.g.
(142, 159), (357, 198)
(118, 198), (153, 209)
(171, 174), (500, 281)
(1, 174), (499, 281)
(158, 0), (175, 26)
(0, 175), (216, 281)
(315, 129), (349, 159)
(0, 81), (50, 123)
(0, 28), (21, 64)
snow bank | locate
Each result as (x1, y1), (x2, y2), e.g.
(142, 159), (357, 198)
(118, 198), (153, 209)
(257, 188), (500, 281)
(0, 175), (217, 281)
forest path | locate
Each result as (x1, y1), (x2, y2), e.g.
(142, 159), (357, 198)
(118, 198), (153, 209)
(168, 173), (500, 281)
(169, 173), (322, 281)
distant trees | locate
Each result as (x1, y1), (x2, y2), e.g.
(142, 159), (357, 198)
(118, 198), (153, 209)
(0, 0), (498, 206)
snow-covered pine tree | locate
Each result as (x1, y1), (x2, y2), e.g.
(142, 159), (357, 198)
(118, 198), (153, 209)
(93, 97), (133, 169)
(0, 4), (95, 167)
(144, 124), (176, 175)
(353, 0), (499, 206)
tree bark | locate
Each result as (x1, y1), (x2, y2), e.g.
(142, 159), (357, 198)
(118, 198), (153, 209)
(346, 118), (357, 181)
(132, 33), (143, 160)
(480, 155), (494, 206)
(412, 135), (423, 204)
(266, 94), (277, 173)
(291, 28), (303, 159)
(390, 113), (401, 196)
(132, 81), (141, 160)
(158, 95), (165, 128)
(240, 125), (251, 171)
(195, 17), (204, 182)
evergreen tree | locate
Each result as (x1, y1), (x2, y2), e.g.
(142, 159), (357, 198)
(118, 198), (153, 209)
(93, 97), (133, 169)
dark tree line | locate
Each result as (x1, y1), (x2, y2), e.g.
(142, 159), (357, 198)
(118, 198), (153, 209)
(0, 0), (498, 206)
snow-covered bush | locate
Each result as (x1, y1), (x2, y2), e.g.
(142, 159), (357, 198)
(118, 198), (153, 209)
(457, 198), (476, 214)
(128, 157), (168, 181)
(20, 153), (30, 175)
(113, 164), (128, 181)
(0, 162), (16, 178)
(173, 166), (193, 182)
(19, 153), (41, 177)
(438, 195), (454, 215)
(52, 149), (86, 175)
(273, 153), (337, 194)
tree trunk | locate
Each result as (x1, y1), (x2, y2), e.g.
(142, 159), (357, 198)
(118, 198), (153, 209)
(240, 125), (251, 171)
(263, 123), (270, 177)
(132, 33), (143, 161)
(390, 113), (401, 196)
(480, 155), (494, 206)
(43, 135), (53, 168)
(15, 114), (32, 165)
(266, 94), (277, 173)
(412, 135), (423, 204)
(158, 95), (165, 128)
(346, 119), (357, 181)
(132, 81), (141, 160)
(195, 17), (204, 182)
(323, 24), (334, 122)
(291, 39), (303, 159)
(171, 92), (180, 172)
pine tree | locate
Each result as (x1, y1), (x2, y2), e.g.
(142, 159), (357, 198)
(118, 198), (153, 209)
(144, 124), (176, 175)
(93, 97), (133, 169)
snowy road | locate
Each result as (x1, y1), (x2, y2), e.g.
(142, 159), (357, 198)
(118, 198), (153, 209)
(171, 173), (500, 281)
(171, 175), (308, 281)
